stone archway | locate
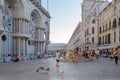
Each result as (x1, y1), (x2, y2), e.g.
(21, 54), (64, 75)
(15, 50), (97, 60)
(5, 0), (25, 18)
(0, 0), (27, 56)
(28, 9), (44, 54)
(44, 22), (50, 52)
(5, 0), (28, 56)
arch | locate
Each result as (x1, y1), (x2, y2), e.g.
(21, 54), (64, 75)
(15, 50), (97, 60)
(5, 0), (25, 18)
(44, 22), (50, 42)
(30, 9), (42, 27)
(28, 8), (43, 28)
(44, 22), (49, 32)
(29, 9), (43, 39)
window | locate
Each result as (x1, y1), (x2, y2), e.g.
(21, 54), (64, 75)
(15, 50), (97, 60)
(113, 18), (117, 28)
(8, 6), (11, 9)
(106, 23), (107, 31)
(103, 36), (104, 44)
(100, 27), (101, 33)
(1, 35), (7, 41)
(105, 35), (107, 44)
(92, 37), (94, 43)
(119, 30), (120, 42)
(114, 31), (116, 43)
(28, 41), (30, 45)
(99, 37), (101, 45)
(109, 21), (111, 29)
(3, 16), (5, 20)
(108, 34), (111, 44)
(103, 25), (104, 32)
(92, 20), (95, 24)
(119, 18), (120, 26)
(92, 27), (94, 34)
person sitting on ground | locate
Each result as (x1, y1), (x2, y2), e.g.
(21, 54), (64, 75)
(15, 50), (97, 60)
(5, 54), (12, 62)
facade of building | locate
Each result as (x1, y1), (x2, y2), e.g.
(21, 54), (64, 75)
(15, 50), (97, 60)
(48, 43), (66, 54)
(85, 0), (109, 50)
(67, 0), (110, 51)
(0, 0), (50, 57)
(67, 22), (84, 50)
(82, 0), (96, 51)
(78, 22), (85, 50)
(67, 22), (81, 50)
(98, 0), (120, 49)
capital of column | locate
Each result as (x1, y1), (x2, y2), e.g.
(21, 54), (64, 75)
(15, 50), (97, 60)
(13, 17), (29, 22)
(34, 39), (45, 43)
(36, 27), (45, 31)
(13, 33), (29, 38)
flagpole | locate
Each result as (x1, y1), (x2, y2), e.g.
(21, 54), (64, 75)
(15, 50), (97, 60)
(47, 0), (49, 12)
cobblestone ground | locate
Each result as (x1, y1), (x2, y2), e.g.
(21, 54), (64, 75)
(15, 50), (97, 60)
(0, 58), (120, 80)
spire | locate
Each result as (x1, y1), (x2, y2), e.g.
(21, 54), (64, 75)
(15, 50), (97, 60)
(47, 0), (49, 12)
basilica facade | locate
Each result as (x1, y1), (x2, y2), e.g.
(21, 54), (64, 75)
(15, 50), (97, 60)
(0, 0), (50, 57)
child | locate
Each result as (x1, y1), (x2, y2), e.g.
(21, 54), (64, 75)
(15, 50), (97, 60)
(55, 50), (60, 67)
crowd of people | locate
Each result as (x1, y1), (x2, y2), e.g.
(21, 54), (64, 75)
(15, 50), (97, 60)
(0, 47), (119, 65)
(64, 47), (120, 65)
(0, 54), (21, 63)
(0, 52), (55, 63)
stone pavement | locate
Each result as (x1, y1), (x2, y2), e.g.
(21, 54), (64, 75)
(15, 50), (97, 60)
(0, 58), (120, 80)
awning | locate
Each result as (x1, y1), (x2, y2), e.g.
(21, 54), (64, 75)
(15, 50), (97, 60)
(98, 44), (119, 49)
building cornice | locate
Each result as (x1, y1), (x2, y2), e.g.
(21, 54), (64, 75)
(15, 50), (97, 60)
(29, 0), (51, 18)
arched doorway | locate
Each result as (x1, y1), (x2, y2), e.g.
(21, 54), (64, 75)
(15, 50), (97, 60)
(0, 0), (26, 56)
(28, 9), (43, 55)
(44, 22), (50, 53)
(3, 0), (28, 57)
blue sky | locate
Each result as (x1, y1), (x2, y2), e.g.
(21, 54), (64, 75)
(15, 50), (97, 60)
(42, 0), (112, 44)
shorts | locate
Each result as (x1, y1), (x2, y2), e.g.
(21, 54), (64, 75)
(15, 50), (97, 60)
(56, 59), (59, 62)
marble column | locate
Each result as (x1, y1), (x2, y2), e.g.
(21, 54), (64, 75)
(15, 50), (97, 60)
(0, 5), (4, 34)
(40, 42), (42, 54)
(25, 39), (27, 55)
(13, 38), (17, 54)
(35, 28), (40, 53)
(13, 18), (29, 56)
(22, 38), (25, 56)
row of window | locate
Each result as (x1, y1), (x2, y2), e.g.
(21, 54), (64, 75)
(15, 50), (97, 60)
(99, 30), (120, 45)
(99, 34), (111, 45)
(99, 18), (120, 33)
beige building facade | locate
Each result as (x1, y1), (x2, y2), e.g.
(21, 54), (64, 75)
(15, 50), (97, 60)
(0, 0), (50, 57)
(98, 0), (120, 49)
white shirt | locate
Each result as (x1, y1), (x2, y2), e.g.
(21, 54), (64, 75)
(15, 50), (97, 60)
(96, 50), (99, 55)
(56, 52), (60, 60)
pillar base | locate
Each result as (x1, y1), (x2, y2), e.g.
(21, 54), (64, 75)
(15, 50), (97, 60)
(0, 28), (3, 34)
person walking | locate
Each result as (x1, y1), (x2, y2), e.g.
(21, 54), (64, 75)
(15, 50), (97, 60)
(74, 47), (79, 63)
(55, 50), (60, 67)
(95, 49), (100, 60)
(114, 48), (119, 65)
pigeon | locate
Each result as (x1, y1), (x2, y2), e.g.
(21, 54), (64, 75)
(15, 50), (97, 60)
(36, 67), (50, 72)
(44, 67), (50, 71)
